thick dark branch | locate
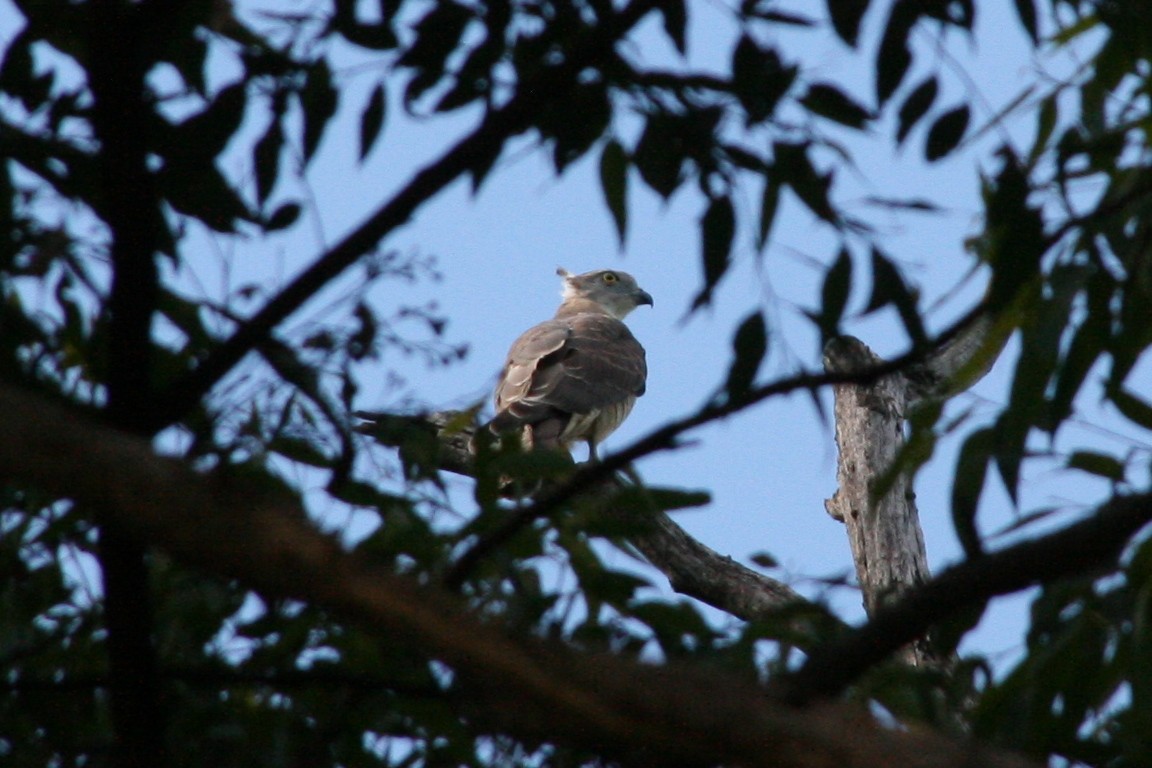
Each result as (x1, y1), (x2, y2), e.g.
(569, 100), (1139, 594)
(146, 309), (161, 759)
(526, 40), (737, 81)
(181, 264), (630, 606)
(87, 2), (168, 765)
(146, 0), (662, 432)
(777, 493), (1152, 705)
(0, 383), (1039, 768)
(905, 311), (1009, 403)
(355, 411), (805, 619)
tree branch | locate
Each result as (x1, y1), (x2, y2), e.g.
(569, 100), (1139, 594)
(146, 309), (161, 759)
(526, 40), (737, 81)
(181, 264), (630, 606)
(354, 411), (806, 621)
(776, 493), (1152, 705)
(0, 383), (1039, 768)
(87, 2), (169, 763)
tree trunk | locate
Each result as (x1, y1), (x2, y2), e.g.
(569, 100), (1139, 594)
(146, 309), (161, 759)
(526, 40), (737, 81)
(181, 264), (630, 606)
(823, 315), (1005, 667)
(824, 336), (935, 666)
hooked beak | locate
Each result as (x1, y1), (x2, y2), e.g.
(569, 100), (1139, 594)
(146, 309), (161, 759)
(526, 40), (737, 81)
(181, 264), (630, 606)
(635, 288), (654, 307)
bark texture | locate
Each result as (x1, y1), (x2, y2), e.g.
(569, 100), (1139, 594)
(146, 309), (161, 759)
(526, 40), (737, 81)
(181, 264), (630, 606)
(824, 337), (930, 617)
(355, 410), (807, 622)
(821, 314), (1004, 665)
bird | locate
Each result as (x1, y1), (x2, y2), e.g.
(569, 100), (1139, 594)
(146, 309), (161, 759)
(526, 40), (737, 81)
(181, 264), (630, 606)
(487, 267), (652, 462)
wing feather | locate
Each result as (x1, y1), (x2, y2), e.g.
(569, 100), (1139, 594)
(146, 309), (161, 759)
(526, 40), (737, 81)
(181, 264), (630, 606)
(490, 313), (646, 444)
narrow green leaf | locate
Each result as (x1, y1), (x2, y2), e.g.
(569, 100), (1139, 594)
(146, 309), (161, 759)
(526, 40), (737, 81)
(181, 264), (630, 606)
(633, 114), (683, 198)
(692, 196), (735, 309)
(896, 76), (938, 145)
(1028, 96), (1058, 166)
(876, 1), (916, 106)
(604, 486), (711, 515)
(750, 551), (778, 569)
(952, 428), (992, 557)
(925, 104), (970, 162)
(863, 248), (926, 346)
(1067, 451), (1125, 482)
(725, 311), (768, 400)
(252, 116), (284, 206)
(1013, 0), (1039, 44)
(732, 36), (797, 123)
(801, 82), (873, 129)
(300, 63), (339, 164)
(826, 0), (870, 47)
(820, 248), (853, 338)
(773, 141), (836, 223)
(358, 83), (387, 161)
(757, 175), (781, 250)
(265, 202), (302, 231)
(657, 0), (688, 54)
(984, 153), (1045, 311)
(1111, 388), (1152, 431)
(599, 140), (628, 246)
(159, 162), (254, 233)
(1049, 306), (1106, 428)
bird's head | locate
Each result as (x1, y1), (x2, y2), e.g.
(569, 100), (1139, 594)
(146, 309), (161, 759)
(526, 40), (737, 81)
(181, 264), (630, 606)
(557, 267), (654, 319)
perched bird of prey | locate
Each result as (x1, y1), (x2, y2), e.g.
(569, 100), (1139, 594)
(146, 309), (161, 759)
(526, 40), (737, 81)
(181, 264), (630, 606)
(488, 267), (652, 461)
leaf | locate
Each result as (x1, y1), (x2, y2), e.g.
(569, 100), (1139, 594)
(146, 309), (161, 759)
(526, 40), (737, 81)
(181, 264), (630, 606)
(1028, 96), (1058, 166)
(599, 140), (628, 246)
(773, 141), (836, 223)
(252, 115), (285, 206)
(757, 175), (781, 250)
(863, 248), (926, 346)
(861, 195), (942, 213)
(876, 0), (916, 106)
(603, 486), (711, 516)
(692, 196), (735, 309)
(0, 30), (36, 111)
(984, 152), (1045, 311)
(546, 83), (610, 172)
(826, 0), (870, 47)
(657, 0), (688, 54)
(732, 36), (797, 123)
(300, 62), (339, 164)
(724, 311), (768, 400)
(801, 83), (872, 129)
(1013, 0), (1039, 44)
(264, 202), (301, 231)
(896, 76), (938, 145)
(952, 428), (992, 557)
(159, 162), (254, 233)
(633, 113), (684, 198)
(750, 551), (778, 569)
(1049, 304), (1106, 428)
(1110, 388), (1152, 431)
(1067, 451), (1125, 482)
(164, 82), (249, 168)
(820, 248), (853, 338)
(925, 105), (970, 162)
(358, 83), (386, 161)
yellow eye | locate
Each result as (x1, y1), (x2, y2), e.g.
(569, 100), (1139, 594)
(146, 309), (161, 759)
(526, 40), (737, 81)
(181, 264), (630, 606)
(602, 272), (618, 283)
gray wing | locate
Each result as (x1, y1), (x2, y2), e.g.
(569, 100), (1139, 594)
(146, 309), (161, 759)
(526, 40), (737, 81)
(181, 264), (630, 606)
(491, 314), (646, 434)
